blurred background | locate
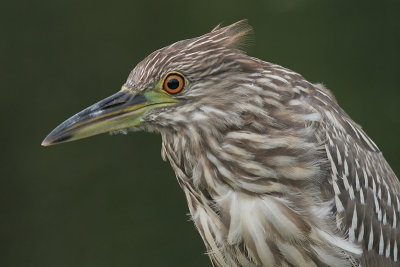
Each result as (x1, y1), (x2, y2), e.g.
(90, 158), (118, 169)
(1, 0), (399, 266)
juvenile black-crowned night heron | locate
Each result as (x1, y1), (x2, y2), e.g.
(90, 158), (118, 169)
(42, 20), (399, 266)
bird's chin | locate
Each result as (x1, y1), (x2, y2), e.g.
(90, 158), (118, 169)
(126, 125), (146, 133)
(109, 129), (130, 135)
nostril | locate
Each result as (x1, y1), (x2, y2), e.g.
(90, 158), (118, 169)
(102, 100), (127, 110)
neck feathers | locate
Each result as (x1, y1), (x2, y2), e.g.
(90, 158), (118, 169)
(160, 119), (360, 266)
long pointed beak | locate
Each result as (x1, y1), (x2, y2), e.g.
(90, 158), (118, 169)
(42, 90), (153, 146)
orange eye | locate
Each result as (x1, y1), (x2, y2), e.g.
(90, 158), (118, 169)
(163, 73), (185, 94)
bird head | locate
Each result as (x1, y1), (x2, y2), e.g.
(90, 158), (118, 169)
(42, 20), (255, 146)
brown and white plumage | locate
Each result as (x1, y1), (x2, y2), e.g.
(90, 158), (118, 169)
(141, 21), (400, 266)
(44, 20), (400, 266)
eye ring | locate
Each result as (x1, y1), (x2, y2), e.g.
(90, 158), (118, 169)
(163, 73), (185, 94)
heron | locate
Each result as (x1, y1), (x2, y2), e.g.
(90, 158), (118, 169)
(42, 20), (399, 266)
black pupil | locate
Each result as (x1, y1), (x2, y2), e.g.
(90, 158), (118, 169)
(167, 78), (180, 90)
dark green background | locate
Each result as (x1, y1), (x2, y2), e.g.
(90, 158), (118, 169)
(2, 0), (399, 266)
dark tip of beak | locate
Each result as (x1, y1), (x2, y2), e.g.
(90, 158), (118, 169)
(41, 139), (51, 147)
(42, 134), (72, 146)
